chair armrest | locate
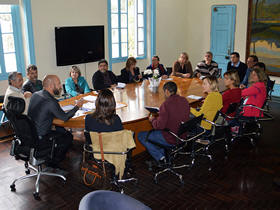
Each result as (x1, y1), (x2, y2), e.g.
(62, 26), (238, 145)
(241, 104), (268, 113)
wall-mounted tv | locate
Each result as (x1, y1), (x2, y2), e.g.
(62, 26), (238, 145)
(55, 25), (104, 66)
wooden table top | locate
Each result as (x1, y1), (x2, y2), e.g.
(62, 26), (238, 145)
(53, 77), (205, 128)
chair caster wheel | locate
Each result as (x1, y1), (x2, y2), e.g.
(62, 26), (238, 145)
(25, 169), (30, 175)
(33, 192), (41, 200)
(10, 184), (16, 192)
(154, 178), (158, 184)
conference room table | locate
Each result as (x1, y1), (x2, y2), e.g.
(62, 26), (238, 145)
(53, 76), (205, 155)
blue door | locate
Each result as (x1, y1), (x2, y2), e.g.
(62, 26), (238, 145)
(210, 5), (236, 77)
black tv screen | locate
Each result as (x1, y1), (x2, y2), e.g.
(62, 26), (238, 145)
(55, 25), (104, 66)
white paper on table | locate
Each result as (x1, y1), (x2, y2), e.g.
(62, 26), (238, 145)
(187, 95), (203, 100)
(117, 82), (126, 89)
(83, 95), (97, 102)
(72, 110), (87, 118)
(61, 105), (75, 112)
(162, 77), (173, 81)
(116, 103), (126, 109)
(82, 102), (96, 111)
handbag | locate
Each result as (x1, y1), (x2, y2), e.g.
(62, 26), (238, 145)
(80, 133), (113, 189)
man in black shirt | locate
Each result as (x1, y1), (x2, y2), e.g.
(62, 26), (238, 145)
(22, 65), (43, 94)
(28, 75), (83, 166)
(227, 52), (247, 82)
(92, 59), (117, 90)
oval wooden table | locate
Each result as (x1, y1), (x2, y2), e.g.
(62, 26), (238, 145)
(53, 77), (205, 155)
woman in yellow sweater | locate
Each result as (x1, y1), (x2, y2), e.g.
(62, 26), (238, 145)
(191, 75), (223, 133)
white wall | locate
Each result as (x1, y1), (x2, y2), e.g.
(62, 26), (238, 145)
(183, 0), (249, 69)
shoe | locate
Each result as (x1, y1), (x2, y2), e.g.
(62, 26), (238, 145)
(195, 139), (210, 145)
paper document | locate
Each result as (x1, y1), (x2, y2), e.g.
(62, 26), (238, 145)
(83, 95), (97, 102)
(72, 110), (87, 118)
(116, 103), (127, 109)
(82, 102), (96, 111)
(117, 82), (126, 89)
(61, 105), (75, 112)
(162, 77), (173, 81)
(187, 95), (203, 100)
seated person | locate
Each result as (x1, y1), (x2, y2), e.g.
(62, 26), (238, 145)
(120, 57), (142, 83)
(146, 56), (168, 79)
(227, 52), (247, 82)
(28, 75), (83, 167)
(194, 51), (219, 78)
(65, 65), (91, 97)
(190, 76), (223, 133)
(241, 68), (267, 117)
(92, 59), (117, 90)
(253, 62), (273, 95)
(85, 89), (133, 177)
(171, 52), (193, 78)
(221, 70), (241, 117)
(4, 72), (32, 115)
(240, 55), (258, 89)
(138, 81), (190, 164)
(22, 64), (43, 94)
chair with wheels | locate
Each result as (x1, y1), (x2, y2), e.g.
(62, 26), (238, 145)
(5, 96), (66, 200)
(83, 130), (138, 193)
(144, 115), (206, 184)
(79, 190), (151, 210)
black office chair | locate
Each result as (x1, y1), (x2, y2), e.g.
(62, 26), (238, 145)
(145, 115), (205, 184)
(83, 130), (138, 193)
(229, 103), (270, 147)
(79, 190), (151, 210)
(62, 84), (71, 99)
(166, 67), (172, 76)
(5, 96), (66, 200)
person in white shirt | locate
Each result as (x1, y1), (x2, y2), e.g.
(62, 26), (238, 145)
(3, 72), (32, 115)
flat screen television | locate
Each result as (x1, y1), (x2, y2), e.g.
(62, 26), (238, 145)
(55, 25), (104, 66)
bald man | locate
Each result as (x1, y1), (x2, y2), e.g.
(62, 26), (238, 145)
(28, 75), (83, 167)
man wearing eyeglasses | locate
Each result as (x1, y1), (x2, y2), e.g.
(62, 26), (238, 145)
(194, 51), (219, 78)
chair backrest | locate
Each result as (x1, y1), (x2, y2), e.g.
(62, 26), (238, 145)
(5, 97), (38, 155)
(166, 67), (172, 76)
(79, 190), (151, 210)
(177, 114), (204, 137)
(226, 102), (239, 115)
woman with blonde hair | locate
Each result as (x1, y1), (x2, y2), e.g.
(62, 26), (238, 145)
(221, 70), (241, 116)
(120, 57), (142, 83)
(172, 52), (193, 78)
(65, 65), (90, 97)
(190, 75), (223, 133)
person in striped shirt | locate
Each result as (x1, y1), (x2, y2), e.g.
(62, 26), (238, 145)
(194, 51), (219, 78)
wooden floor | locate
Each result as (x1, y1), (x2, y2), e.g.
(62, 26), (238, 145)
(1, 101), (280, 210)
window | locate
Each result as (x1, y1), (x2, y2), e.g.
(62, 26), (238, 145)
(108, 0), (146, 64)
(0, 4), (24, 80)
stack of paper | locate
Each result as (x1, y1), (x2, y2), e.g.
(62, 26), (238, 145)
(61, 105), (75, 112)
(72, 110), (87, 118)
(187, 95), (203, 100)
(116, 103), (126, 109)
(82, 102), (96, 111)
(117, 82), (126, 89)
(83, 95), (97, 102)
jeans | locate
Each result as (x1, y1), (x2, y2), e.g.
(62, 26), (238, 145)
(138, 130), (173, 161)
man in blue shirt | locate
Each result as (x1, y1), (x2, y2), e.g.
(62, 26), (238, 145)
(240, 55), (258, 89)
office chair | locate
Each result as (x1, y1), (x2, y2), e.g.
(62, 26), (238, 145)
(5, 96), (66, 200)
(166, 67), (172, 76)
(79, 190), (151, 210)
(145, 115), (205, 184)
(84, 130), (138, 193)
(62, 84), (71, 99)
(229, 102), (270, 147)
